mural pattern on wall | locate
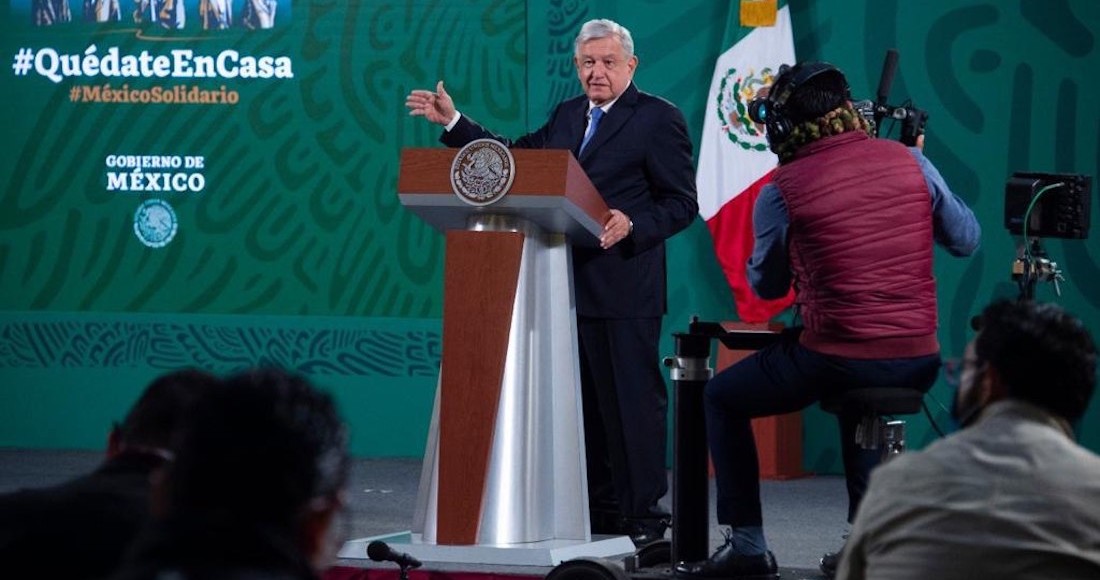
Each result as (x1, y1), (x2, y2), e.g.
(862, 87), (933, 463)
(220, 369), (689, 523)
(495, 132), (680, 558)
(0, 318), (440, 376)
(541, 0), (588, 119)
(0, 0), (527, 318)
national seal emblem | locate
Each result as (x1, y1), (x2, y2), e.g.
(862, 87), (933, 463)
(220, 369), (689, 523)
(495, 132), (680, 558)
(133, 198), (179, 248)
(450, 139), (516, 206)
(716, 66), (777, 151)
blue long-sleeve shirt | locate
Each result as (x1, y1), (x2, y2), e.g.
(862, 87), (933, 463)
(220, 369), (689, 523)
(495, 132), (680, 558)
(747, 148), (982, 300)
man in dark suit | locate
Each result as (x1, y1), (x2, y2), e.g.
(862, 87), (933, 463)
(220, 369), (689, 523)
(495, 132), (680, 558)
(406, 18), (698, 546)
(0, 369), (220, 579)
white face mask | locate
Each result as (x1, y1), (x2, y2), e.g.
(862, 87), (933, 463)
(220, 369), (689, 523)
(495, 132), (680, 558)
(950, 342), (987, 428)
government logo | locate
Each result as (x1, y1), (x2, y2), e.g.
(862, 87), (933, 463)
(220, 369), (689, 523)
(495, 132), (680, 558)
(716, 66), (776, 151)
(450, 139), (515, 206)
(133, 198), (178, 248)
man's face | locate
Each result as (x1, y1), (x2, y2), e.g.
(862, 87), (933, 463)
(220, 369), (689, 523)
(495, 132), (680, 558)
(575, 36), (637, 105)
(951, 340), (988, 427)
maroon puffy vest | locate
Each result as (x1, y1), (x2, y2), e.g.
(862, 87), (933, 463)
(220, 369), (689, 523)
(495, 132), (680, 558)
(774, 132), (939, 359)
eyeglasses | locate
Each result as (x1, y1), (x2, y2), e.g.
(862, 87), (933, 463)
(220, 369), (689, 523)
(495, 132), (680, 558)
(942, 356), (983, 388)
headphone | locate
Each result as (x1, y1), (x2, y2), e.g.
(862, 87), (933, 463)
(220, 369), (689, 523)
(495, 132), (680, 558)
(747, 61), (849, 146)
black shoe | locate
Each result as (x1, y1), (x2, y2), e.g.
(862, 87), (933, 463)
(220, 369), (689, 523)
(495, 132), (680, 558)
(819, 534), (847, 577)
(819, 551), (838, 577)
(590, 510), (624, 536)
(675, 537), (779, 580)
(623, 517), (670, 547)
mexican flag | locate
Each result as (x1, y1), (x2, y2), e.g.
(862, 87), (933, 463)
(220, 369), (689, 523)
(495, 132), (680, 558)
(697, 3), (796, 323)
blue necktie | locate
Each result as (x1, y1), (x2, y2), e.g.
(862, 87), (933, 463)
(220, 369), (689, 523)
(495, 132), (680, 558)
(579, 107), (604, 154)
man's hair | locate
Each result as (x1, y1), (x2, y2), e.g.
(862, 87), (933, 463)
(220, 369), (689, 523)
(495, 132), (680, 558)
(166, 367), (350, 526)
(765, 62), (869, 162)
(975, 299), (1097, 421)
(117, 368), (221, 450)
(779, 64), (850, 126)
(574, 18), (634, 59)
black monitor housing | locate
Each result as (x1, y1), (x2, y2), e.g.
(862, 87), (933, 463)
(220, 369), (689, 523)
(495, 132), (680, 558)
(1004, 172), (1091, 239)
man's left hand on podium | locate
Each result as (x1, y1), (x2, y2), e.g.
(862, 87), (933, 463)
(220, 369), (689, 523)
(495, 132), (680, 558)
(599, 209), (632, 249)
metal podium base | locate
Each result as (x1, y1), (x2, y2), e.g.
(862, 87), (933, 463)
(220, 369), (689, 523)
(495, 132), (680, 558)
(338, 532), (636, 567)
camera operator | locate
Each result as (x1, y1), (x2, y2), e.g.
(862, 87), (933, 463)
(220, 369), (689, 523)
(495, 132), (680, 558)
(673, 61), (980, 580)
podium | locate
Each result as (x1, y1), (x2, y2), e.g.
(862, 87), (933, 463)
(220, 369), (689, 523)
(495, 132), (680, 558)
(339, 146), (636, 565)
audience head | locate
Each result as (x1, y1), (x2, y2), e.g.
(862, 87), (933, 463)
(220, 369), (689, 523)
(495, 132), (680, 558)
(159, 367), (350, 565)
(954, 299), (1097, 426)
(108, 368), (221, 458)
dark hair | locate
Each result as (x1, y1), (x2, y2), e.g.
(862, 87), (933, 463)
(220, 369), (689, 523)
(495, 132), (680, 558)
(166, 367), (350, 525)
(975, 300), (1097, 421)
(768, 63), (869, 162)
(117, 368), (221, 450)
(781, 65), (850, 126)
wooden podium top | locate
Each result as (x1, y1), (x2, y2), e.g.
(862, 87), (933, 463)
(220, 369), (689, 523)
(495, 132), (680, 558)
(398, 148), (609, 245)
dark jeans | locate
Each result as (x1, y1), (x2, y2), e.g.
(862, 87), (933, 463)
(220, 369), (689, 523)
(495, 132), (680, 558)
(705, 330), (940, 527)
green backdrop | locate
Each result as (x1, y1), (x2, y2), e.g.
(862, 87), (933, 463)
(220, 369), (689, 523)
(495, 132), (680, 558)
(2, 0), (1098, 473)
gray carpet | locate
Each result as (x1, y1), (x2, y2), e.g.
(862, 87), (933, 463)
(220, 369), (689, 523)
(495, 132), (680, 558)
(0, 448), (843, 578)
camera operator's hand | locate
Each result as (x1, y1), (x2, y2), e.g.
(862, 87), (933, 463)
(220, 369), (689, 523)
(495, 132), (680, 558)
(915, 134), (925, 150)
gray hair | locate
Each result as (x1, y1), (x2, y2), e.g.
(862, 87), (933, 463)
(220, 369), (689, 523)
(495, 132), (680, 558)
(574, 19), (635, 59)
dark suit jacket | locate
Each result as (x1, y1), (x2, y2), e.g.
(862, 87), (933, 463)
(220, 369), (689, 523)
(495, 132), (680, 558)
(109, 517), (318, 580)
(0, 452), (166, 579)
(442, 82), (698, 318)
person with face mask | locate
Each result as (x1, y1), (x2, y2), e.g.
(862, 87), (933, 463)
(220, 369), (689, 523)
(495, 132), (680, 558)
(405, 19), (698, 546)
(0, 369), (220, 580)
(110, 368), (351, 580)
(837, 299), (1100, 580)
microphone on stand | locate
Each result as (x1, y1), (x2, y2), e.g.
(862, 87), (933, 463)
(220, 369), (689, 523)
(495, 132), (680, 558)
(367, 540), (423, 569)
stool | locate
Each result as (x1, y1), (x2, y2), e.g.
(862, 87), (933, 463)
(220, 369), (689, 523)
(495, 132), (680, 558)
(820, 388), (925, 460)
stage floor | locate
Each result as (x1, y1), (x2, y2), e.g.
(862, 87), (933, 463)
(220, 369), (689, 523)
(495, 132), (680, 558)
(0, 448), (842, 578)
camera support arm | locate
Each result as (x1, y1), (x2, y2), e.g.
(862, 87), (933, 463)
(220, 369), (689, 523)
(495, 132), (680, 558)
(1013, 238), (1064, 300)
